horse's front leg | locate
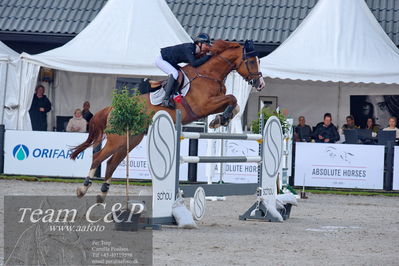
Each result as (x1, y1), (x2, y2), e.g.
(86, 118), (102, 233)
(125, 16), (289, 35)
(207, 94), (239, 129)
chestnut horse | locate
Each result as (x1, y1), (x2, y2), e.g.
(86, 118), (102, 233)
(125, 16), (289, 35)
(71, 40), (265, 202)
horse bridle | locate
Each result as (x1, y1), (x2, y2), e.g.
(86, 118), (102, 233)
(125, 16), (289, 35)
(217, 47), (263, 86)
(187, 46), (263, 92)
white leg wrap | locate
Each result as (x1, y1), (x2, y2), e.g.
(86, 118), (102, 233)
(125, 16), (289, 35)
(88, 168), (96, 178)
(233, 105), (240, 117)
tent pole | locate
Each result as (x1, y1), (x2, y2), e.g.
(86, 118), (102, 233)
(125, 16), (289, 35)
(0, 62), (9, 125)
(337, 81), (341, 127)
(51, 72), (56, 131)
(16, 61), (23, 130)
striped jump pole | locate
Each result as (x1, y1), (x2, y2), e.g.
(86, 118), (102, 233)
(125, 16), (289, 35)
(181, 132), (263, 140)
(181, 156), (262, 163)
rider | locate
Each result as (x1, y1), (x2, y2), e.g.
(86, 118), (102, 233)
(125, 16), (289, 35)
(155, 33), (212, 109)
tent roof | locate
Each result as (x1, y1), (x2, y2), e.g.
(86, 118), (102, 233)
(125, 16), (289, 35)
(260, 0), (399, 84)
(20, 0), (192, 76)
(3, 0), (399, 47)
(0, 40), (18, 61)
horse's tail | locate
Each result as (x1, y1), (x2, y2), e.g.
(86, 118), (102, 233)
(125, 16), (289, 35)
(70, 106), (112, 160)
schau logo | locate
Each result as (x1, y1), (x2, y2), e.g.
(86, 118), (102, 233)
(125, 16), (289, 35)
(13, 144), (29, 161)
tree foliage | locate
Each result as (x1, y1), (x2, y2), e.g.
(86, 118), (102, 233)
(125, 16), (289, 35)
(251, 107), (289, 134)
(105, 88), (152, 136)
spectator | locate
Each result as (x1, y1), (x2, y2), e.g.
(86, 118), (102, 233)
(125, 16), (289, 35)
(383, 117), (399, 138)
(313, 113), (340, 143)
(341, 115), (359, 130)
(294, 116), (312, 142)
(82, 101), (93, 123)
(66, 109), (87, 133)
(29, 85), (52, 131)
(364, 117), (380, 133)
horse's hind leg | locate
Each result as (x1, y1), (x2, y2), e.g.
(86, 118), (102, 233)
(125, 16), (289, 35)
(97, 134), (144, 203)
(76, 143), (116, 198)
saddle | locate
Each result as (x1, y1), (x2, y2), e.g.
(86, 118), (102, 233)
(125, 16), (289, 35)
(140, 71), (184, 94)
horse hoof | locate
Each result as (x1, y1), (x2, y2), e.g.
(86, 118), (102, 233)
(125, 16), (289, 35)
(76, 187), (86, 199)
(209, 116), (222, 129)
(96, 195), (105, 203)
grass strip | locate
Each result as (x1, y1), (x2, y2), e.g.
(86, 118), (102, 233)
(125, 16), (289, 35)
(303, 189), (398, 197)
(0, 175), (150, 186)
(1, 175), (398, 196)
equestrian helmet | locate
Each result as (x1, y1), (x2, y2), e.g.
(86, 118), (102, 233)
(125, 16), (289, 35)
(194, 33), (211, 44)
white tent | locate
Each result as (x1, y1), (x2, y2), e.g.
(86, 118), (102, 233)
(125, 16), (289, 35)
(17, 0), (192, 130)
(21, 0), (191, 76)
(257, 0), (399, 127)
(0, 41), (17, 61)
(0, 41), (20, 129)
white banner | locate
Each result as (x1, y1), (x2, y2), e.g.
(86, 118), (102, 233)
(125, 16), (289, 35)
(393, 147), (399, 190)
(294, 142), (384, 189)
(197, 139), (259, 183)
(101, 136), (192, 181)
(102, 136), (259, 183)
(4, 131), (92, 177)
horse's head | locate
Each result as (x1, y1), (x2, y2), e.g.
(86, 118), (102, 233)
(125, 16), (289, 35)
(208, 40), (265, 91)
(235, 40), (265, 91)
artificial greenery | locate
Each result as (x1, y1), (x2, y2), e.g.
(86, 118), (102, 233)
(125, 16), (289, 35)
(251, 107), (289, 134)
(105, 88), (152, 136)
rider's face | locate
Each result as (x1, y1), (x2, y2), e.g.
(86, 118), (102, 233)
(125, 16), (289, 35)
(200, 43), (210, 53)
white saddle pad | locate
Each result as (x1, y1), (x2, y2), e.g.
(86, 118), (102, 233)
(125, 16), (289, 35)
(150, 71), (190, 105)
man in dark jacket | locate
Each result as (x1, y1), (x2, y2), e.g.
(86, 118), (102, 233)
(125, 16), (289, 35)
(313, 113), (340, 143)
(29, 85), (52, 131)
(82, 101), (93, 123)
(341, 115), (359, 130)
(82, 101), (93, 131)
(155, 33), (212, 109)
(294, 116), (312, 142)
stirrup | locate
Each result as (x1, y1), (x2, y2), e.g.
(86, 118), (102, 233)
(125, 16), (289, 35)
(161, 98), (176, 109)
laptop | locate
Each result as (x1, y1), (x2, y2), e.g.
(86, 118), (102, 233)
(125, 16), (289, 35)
(343, 130), (358, 144)
(377, 130), (396, 146)
(357, 129), (372, 144)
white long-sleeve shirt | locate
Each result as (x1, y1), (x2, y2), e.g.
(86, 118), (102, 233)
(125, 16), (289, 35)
(66, 117), (87, 133)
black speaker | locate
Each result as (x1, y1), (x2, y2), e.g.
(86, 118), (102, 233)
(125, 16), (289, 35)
(56, 116), (73, 132)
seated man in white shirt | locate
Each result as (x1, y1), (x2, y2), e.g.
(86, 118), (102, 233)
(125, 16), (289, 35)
(382, 117), (399, 138)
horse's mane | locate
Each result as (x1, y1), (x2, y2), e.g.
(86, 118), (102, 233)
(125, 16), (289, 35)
(210, 40), (241, 55)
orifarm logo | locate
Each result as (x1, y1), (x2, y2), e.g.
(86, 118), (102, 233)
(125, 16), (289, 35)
(12, 144), (84, 161)
(13, 144), (29, 161)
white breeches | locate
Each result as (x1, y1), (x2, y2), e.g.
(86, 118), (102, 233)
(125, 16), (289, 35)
(155, 55), (179, 79)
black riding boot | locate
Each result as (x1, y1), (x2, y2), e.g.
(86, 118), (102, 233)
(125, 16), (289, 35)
(161, 74), (177, 109)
